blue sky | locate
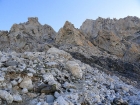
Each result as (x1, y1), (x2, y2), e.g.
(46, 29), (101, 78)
(0, 0), (140, 32)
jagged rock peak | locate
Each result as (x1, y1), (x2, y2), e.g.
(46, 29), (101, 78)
(27, 17), (40, 25)
(63, 21), (75, 30)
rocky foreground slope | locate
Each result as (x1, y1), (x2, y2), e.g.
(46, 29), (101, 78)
(0, 16), (140, 104)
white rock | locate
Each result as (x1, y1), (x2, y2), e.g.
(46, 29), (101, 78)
(43, 102), (48, 105)
(43, 73), (55, 82)
(55, 96), (69, 105)
(46, 95), (55, 103)
(11, 80), (18, 86)
(46, 62), (58, 68)
(47, 47), (72, 59)
(66, 61), (83, 79)
(7, 83), (12, 89)
(63, 82), (76, 89)
(94, 95), (101, 102)
(0, 90), (13, 103)
(1, 56), (7, 62)
(0, 77), (4, 82)
(37, 102), (42, 105)
(22, 88), (28, 94)
(27, 73), (33, 77)
(27, 68), (36, 73)
(54, 91), (60, 98)
(17, 77), (23, 83)
(13, 94), (22, 102)
(19, 77), (33, 90)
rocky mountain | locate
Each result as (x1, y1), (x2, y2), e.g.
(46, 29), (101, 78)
(55, 21), (101, 57)
(0, 17), (56, 52)
(80, 16), (140, 62)
(0, 16), (140, 105)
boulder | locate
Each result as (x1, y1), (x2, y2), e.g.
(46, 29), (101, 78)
(66, 61), (83, 79)
(0, 90), (13, 104)
(19, 77), (33, 90)
(13, 94), (22, 102)
(47, 47), (72, 60)
(46, 95), (55, 103)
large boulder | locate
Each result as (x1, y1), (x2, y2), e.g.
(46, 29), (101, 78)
(0, 90), (13, 104)
(66, 61), (83, 79)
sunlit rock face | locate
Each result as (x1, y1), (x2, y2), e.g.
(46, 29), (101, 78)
(55, 21), (101, 57)
(0, 17), (56, 52)
(80, 16), (140, 62)
(80, 16), (140, 39)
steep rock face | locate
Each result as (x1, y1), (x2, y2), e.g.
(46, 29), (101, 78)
(0, 31), (10, 51)
(93, 30), (126, 57)
(1, 17), (56, 52)
(55, 21), (101, 56)
(80, 16), (140, 62)
(56, 21), (93, 47)
(80, 16), (140, 39)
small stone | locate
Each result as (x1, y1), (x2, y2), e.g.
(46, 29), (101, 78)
(0, 77), (4, 82)
(13, 94), (22, 102)
(55, 96), (69, 105)
(122, 86), (129, 92)
(27, 68), (36, 73)
(27, 73), (33, 77)
(19, 77), (33, 90)
(5, 61), (18, 67)
(17, 77), (23, 83)
(11, 80), (18, 86)
(43, 102), (49, 105)
(7, 83), (12, 89)
(113, 98), (128, 105)
(41, 84), (57, 94)
(37, 102), (42, 105)
(46, 95), (55, 103)
(27, 93), (38, 98)
(54, 91), (60, 98)
(63, 82), (76, 89)
(22, 88), (28, 94)
(45, 62), (58, 68)
(94, 95), (101, 103)
(1, 56), (8, 62)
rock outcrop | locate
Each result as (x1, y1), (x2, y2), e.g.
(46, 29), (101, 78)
(55, 21), (101, 57)
(80, 16), (140, 38)
(80, 16), (140, 62)
(0, 17), (56, 52)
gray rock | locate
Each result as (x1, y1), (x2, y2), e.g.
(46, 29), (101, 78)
(13, 94), (22, 102)
(0, 90), (13, 103)
(5, 61), (18, 67)
(46, 95), (55, 103)
(22, 88), (28, 94)
(54, 96), (69, 105)
(54, 91), (60, 98)
(112, 98), (128, 105)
